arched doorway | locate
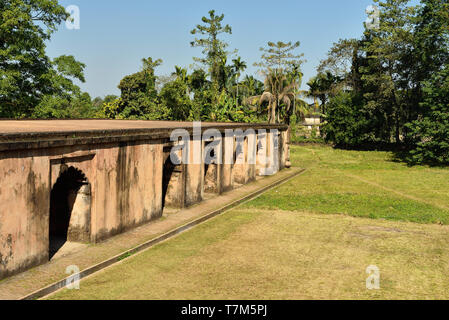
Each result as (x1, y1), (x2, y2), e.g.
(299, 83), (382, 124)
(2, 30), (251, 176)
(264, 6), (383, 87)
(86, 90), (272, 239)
(162, 154), (176, 208)
(49, 166), (88, 259)
(204, 143), (217, 193)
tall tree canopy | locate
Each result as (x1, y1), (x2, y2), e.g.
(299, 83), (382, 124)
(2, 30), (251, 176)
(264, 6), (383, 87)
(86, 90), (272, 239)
(0, 0), (95, 119)
(319, 0), (449, 164)
(254, 41), (305, 72)
(190, 10), (232, 88)
(0, 0), (70, 117)
(251, 41), (306, 124)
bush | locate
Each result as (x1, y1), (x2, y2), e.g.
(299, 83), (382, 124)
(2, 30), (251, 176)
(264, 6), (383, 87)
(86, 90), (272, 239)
(159, 79), (191, 120)
(204, 90), (259, 123)
(321, 91), (380, 148)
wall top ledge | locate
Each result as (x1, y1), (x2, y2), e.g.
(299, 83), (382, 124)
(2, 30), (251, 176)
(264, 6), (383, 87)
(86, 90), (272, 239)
(0, 120), (288, 152)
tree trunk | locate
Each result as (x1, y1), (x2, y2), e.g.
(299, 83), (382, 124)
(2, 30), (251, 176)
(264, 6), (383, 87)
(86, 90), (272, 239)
(270, 101), (277, 124)
(395, 112), (401, 145)
(236, 84), (239, 108)
(268, 104), (272, 123)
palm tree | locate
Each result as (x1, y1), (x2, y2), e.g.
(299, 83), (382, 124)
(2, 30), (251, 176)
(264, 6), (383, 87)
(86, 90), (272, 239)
(307, 71), (340, 114)
(189, 69), (209, 91)
(306, 76), (321, 108)
(214, 56), (234, 92)
(172, 66), (188, 82)
(142, 57), (163, 71)
(140, 57), (163, 94)
(172, 66), (190, 96)
(287, 63), (306, 124)
(241, 75), (264, 98)
(247, 69), (297, 124)
(232, 57), (247, 103)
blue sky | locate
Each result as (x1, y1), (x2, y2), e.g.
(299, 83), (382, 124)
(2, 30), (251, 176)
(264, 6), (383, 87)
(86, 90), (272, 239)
(46, 0), (377, 98)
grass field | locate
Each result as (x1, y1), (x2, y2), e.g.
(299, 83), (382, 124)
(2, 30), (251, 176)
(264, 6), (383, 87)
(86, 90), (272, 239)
(48, 145), (449, 300)
(247, 145), (449, 224)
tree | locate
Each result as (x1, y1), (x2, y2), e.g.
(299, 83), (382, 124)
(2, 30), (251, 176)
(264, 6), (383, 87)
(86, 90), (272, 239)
(407, 0), (449, 135)
(159, 79), (192, 121)
(241, 75), (264, 99)
(361, 0), (418, 144)
(286, 63), (308, 123)
(109, 57), (169, 119)
(141, 57), (162, 95)
(31, 55), (91, 119)
(0, 0), (70, 117)
(321, 91), (374, 147)
(306, 77), (321, 109)
(114, 71), (156, 118)
(172, 66), (189, 83)
(249, 69), (297, 124)
(309, 0), (449, 164)
(254, 41), (305, 72)
(253, 41), (305, 124)
(189, 69), (210, 92)
(287, 63), (303, 84)
(406, 65), (449, 165)
(307, 71), (341, 113)
(104, 95), (119, 104)
(190, 10), (232, 87)
(92, 97), (104, 110)
(317, 38), (362, 93)
(231, 57), (247, 101)
(172, 66), (190, 96)
(321, 0), (426, 147)
(317, 39), (358, 80)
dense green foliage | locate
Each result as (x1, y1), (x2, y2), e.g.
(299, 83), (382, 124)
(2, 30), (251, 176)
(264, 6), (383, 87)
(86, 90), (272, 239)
(31, 55), (94, 118)
(1, 0), (76, 117)
(249, 41), (308, 124)
(316, 0), (449, 165)
(190, 10), (232, 92)
(3, 1), (447, 166)
(99, 11), (303, 123)
(0, 3), (309, 124)
(406, 65), (449, 164)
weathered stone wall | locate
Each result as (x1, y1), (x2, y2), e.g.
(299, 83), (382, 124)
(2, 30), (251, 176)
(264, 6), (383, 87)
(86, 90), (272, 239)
(0, 148), (50, 279)
(0, 121), (290, 279)
(92, 140), (163, 242)
(0, 140), (164, 278)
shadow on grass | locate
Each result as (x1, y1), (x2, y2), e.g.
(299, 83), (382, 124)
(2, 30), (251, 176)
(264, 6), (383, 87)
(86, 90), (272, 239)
(330, 142), (449, 168)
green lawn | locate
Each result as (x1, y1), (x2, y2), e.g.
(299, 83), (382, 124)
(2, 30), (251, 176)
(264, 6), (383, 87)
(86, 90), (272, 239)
(48, 145), (449, 300)
(246, 145), (449, 224)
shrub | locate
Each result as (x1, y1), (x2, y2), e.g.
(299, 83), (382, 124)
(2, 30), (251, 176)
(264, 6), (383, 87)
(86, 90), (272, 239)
(322, 91), (379, 148)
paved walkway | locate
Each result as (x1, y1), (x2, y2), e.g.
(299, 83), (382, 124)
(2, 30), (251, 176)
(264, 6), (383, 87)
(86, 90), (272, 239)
(0, 168), (302, 300)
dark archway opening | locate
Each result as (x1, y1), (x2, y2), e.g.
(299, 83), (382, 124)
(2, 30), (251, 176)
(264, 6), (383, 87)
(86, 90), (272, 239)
(257, 139), (263, 154)
(204, 143), (217, 193)
(49, 166), (87, 259)
(235, 136), (247, 163)
(162, 151), (177, 209)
